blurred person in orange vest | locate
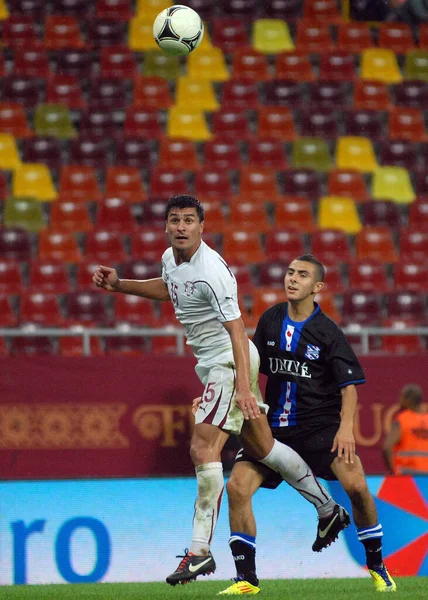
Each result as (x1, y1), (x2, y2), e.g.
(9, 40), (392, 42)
(383, 384), (428, 475)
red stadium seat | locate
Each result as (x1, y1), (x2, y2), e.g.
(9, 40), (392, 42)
(96, 0), (133, 20)
(394, 262), (428, 292)
(105, 166), (146, 203)
(199, 200), (228, 234)
(222, 79), (260, 110)
(124, 107), (164, 139)
(283, 168), (323, 201)
(133, 77), (173, 110)
(257, 106), (297, 141)
(323, 266), (346, 294)
(380, 318), (424, 355)
(66, 291), (110, 326)
(44, 15), (85, 49)
(0, 102), (33, 138)
(361, 201), (402, 230)
(212, 18), (251, 52)
(58, 165), (103, 203)
(386, 292), (426, 322)
(29, 260), (73, 294)
(342, 290), (383, 326)
(203, 137), (243, 171)
(10, 337), (55, 356)
(131, 230), (168, 261)
(105, 336), (147, 356)
(158, 138), (201, 171)
(141, 197), (169, 230)
(115, 137), (153, 169)
(247, 139), (288, 169)
(274, 196), (316, 232)
(231, 49), (271, 81)
(229, 202), (271, 233)
(275, 52), (315, 82)
(409, 199), (428, 229)
(0, 295), (18, 327)
(348, 260), (391, 293)
(319, 52), (356, 81)
(59, 335), (104, 357)
(353, 81), (392, 111)
(222, 230), (265, 264)
(303, 0), (341, 23)
(13, 48), (51, 78)
(149, 168), (188, 198)
(328, 170), (369, 203)
(212, 111), (252, 141)
(46, 75), (86, 110)
(2, 15), (41, 49)
(338, 22), (374, 53)
(38, 230), (83, 263)
(0, 259), (24, 295)
(114, 294), (156, 326)
(388, 108), (428, 142)
(265, 229), (305, 262)
(95, 197), (138, 233)
(100, 45), (137, 79)
(20, 291), (64, 326)
(85, 230), (128, 263)
(310, 229), (353, 266)
(400, 228), (428, 262)
(76, 259), (106, 291)
(378, 23), (416, 54)
(0, 227), (32, 261)
(238, 166), (281, 203)
(194, 169), (233, 201)
(295, 21), (335, 53)
(120, 259), (161, 281)
(355, 227), (398, 263)
(258, 261), (288, 288)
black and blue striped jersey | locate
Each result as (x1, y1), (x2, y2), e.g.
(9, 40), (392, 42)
(252, 301), (366, 428)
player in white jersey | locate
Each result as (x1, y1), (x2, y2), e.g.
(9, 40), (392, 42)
(93, 195), (346, 587)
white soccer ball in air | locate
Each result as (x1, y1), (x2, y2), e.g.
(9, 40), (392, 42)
(153, 5), (204, 56)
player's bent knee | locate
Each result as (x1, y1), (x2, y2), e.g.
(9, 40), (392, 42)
(226, 476), (252, 503)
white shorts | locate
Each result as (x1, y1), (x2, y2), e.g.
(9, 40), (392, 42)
(194, 340), (268, 436)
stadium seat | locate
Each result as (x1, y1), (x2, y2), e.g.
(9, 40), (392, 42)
(212, 110), (252, 141)
(50, 200), (93, 234)
(86, 17), (127, 48)
(0, 102), (33, 138)
(231, 49), (270, 81)
(295, 21), (335, 53)
(115, 137), (153, 171)
(291, 138), (331, 172)
(327, 169), (369, 203)
(105, 335), (147, 356)
(394, 80), (428, 109)
(386, 291), (426, 323)
(221, 79), (260, 110)
(380, 318), (424, 355)
(0, 227), (32, 261)
(229, 202), (271, 232)
(158, 299), (178, 327)
(263, 0), (302, 20)
(59, 334), (104, 357)
(69, 137), (110, 170)
(311, 229), (353, 265)
(47, 76), (85, 112)
(38, 230), (83, 263)
(53, 49), (94, 79)
(223, 230), (265, 264)
(20, 291), (64, 326)
(355, 226), (398, 263)
(226, 263), (254, 292)
(414, 169), (428, 197)
(10, 337), (55, 356)
(400, 228), (428, 262)
(380, 139), (420, 171)
(378, 23), (416, 54)
(274, 196), (316, 232)
(2, 15), (40, 48)
(318, 196), (362, 234)
(129, 17), (160, 51)
(142, 197), (170, 230)
(361, 200), (402, 230)
(212, 18), (250, 51)
(250, 287), (286, 322)
(120, 259), (161, 281)
(265, 229), (305, 262)
(342, 290), (383, 326)
(371, 167), (415, 204)
(299, 109), (339, 139)
(58, 165), (102, 203)
(96, 0), (133, 20)
(158, 138), (200, 172)
(409, 198), (428, 229)
(44, 15), (85, 49)
(275, 52), (315, 81)
(420, 23), (428, 49)
(247, 139), (288, 169)
(29, 260), (73, 294)
(388, 107), (427, 141)
(1, 75), (44, 110)
(22, 137), (63, 172)
(0, 133), (21, 170)
(322, 266), (346, 294)
(264, 79), (305, 109)
(394, 262), (428, 292)
(88, 77), (130, 109)
(143, 51), (180, 79)
(167, 107), (211, 141)
(0, 172), (8, 201)
(187, 47), (229, 82)
(257, 106), (297, 141)
(238, 166), (281, 203)
(342, 109), (385, 141)
(0, 259), (24, 295)
(132, 75), (173, 109)
(95, 197), (138, 233)
(100, 45), (138, 79)
(361, 49), (402, 84)
(79, 107), (122, 140)
(204, 137), (242, 171)
(220, 0), (259, 17)
(85, 230), (128, 263)
(319, 51), (356, 81)
(0, 295), (18, 327)
(404, 50), (428, 82)
(150, 167), (188, 198)
(176, 0), (213, 19)
(75, 259), (107, 291)
(114, 294), (156, 326)
(353, 80), (392, 111)
(194, 169), (233, 201)
(283, 168), (323, 201)
(123, 107), (164, 139)
(13, 164), (57, 202)
(348, 260), (391, 293)
(3, 197), (46, 233)
(336, 137), (378, 172)
(105, 165), (146, 203)
(131, 230), (168, 261)
(252, 19), (295, 54)
(13, 48), (50, 78)
(338, 22), (374, 53)
(51, 0), (89, 15)
(34, 103), (77, 138)
(66, 291), (110, 326)
(308, 81), (349, 109)
(314, 290), (342, 323)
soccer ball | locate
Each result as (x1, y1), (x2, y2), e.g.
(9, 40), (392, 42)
(153, 5), (204, 56)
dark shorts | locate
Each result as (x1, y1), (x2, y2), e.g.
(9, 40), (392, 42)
(236, 422), (341, 488)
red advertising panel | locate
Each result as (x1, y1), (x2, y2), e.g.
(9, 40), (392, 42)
(0, 355), (426, 479)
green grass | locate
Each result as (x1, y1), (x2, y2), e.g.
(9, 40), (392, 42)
(3, 577), (427, 599)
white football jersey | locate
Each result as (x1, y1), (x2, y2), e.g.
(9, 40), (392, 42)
(161, 241), (241, 366)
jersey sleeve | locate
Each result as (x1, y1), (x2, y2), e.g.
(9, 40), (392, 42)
(200, 263), (241, 323)
(327, 327), (366, 388)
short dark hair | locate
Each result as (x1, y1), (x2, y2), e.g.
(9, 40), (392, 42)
(294, 254), (325, 282)
(402, 384), (423, 406)
(164, 195), (205, 222)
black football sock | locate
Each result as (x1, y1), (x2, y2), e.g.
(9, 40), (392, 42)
(230, 539), (259, 586)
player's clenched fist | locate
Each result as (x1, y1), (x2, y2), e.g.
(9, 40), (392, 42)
(92, 265), (120, 292)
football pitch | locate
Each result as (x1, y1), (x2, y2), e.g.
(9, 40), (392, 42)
(3, 577), (427, 599)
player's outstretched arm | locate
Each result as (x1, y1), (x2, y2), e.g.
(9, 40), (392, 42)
(223, 318), (260, 420)
(93, 265), (170, 300)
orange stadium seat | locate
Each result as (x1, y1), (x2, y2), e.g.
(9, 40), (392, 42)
(158, 138), (201, 171)
(0, 102), (33, 138)
(28, 260), (73, 294)
(239, 166), (281, 203)
(199, 200), (228, 234)
(85, 230), (128, 263)
(44, 15), (85, 49)
(231, 49), (271, 81)
(38, 230), (83, 263)
(388, 108), (427, 141)
(58, 165), (103, 203)
(0, 259), (24, 295)
(274, 196), (316, 232)
(229, 202), (271, 232)
(149, 168), (189, 198)
(394, 262), (428, 292)
(295, 21), (335, 53)
(105, 165), (146, 203)
(353, 80), (393, 111)
(275, 52), (316, 81)
(131, 230), (168, 261)
(50, 201), (93, 233)
(380, 318), (424, 355)
(250, 287), (286, 321)
(378, 23), (416, 54)
(355, 227), (398, 263)
(338, 22), (374, 53)
(327, 169), (369, 202)
(20, 291), (64, 326)
(265, 229), (305, 262)
(348, 260), (391, 293)
(114, 294), (156, 326)
(257, 106), (297, 140)
(222, 230), (265, 264)
(311, 229), (353, 265)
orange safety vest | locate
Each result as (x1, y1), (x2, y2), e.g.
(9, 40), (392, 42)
(393, 409), (428, 475)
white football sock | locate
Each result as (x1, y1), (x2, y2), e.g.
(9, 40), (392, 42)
(260, 440), (335, 515)
(190, 462), (224, 555)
